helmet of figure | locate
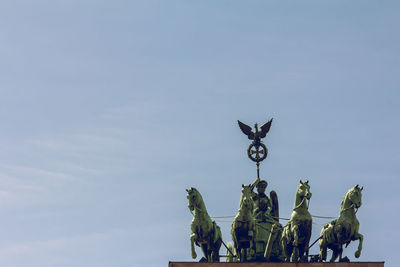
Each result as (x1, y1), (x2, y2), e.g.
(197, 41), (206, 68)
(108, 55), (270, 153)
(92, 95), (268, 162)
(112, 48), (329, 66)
(256, 180), (268, 188)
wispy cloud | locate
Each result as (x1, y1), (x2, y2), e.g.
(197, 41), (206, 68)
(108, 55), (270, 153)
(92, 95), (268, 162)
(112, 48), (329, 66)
(0, 228), (129, 267)
(0, 163), (81, 209)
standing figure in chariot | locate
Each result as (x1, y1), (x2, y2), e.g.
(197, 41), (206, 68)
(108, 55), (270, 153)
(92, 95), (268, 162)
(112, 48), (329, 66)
(250, 176), (281, 261)
(250, 177), (274, 222)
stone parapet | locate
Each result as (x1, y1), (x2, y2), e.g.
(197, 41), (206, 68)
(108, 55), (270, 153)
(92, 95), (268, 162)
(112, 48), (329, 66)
(169, 262), (384, 267)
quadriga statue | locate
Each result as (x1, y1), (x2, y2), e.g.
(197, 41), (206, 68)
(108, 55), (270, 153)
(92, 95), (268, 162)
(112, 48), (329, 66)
(186, 187), (222, 262)
(319, 185), (364, 262)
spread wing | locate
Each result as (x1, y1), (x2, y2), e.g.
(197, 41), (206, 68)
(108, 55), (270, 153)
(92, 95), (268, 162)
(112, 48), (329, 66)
(237, 120), (254, 140)
(270, 190), (279, 220)
(259, 118), (273, 138)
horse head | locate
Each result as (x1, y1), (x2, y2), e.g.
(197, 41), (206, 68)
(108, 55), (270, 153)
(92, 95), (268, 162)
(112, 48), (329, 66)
(340, 184), (363, 213)
(241, 195), (253, 212)
(293, 180), (312, 211)
(186, 187), (202, 212)
(241, 184), (252, 197)
(298, 180), (312, 200)
(349, 184), (363, 209)
(239, 184), (254, 214)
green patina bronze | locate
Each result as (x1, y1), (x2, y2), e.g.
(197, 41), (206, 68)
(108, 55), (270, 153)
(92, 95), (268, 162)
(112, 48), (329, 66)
(231, 184), (257, 262)
(250, 177), (274, 224)
(280, 180), (312, 262)
(237, 118), (273, 179)
(186, 187), (222, 262)
(236, 118), (282, 262)
(319, 185), (364, 262)
(186, 118), (365, 263)
(250, 176), (281, 261)
(228, 177), (281, 262)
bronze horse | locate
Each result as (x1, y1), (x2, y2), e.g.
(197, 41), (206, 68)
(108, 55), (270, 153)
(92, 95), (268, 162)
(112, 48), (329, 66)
(319, 185), (363, 262)
(187, 187), (222, 262)
(280, 180), (312, 262)
(231, 184), (256, 262)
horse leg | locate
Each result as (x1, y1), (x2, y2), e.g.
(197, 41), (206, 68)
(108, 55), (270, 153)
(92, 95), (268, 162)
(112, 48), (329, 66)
(303, 228), (311, 262)
(211, 249), (220, 262)
(212, 224), (222, 262)
(330, 244), (340, 262)
(190, 233), (197, 259)
(299, 243), (306, 262)
(354, 232), (364, 258)
(200, 243), (209, 262)
(212, 239), (221, 262)
(338, 245), (350, 262)
(338, 245), (352, 262)
(240, 247), (245, 262)
(291, 225), (299, 262)
(303, 241), (310, 262)
(319, 246), (327, 262)
(291, 246), (299, 262)
(206, 244), (214, 262)
(280, 237), (286, 261)
(331, 225), (345, 262)
(232, 227), (238, 261)
(319, 238), (327, 262)
(282, 236), (293, 262)
(249, 232), (256, 260)
(287, 246), (293, 263)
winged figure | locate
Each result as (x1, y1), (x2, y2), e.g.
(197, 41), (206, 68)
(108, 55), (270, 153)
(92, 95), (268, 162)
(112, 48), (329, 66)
(238, 118), (273, 145)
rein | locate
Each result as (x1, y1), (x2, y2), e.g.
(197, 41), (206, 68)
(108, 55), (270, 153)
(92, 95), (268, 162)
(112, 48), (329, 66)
(293, 196), (310, 211)
(341, 203), (359, 214)
(189, 196), (210, 218)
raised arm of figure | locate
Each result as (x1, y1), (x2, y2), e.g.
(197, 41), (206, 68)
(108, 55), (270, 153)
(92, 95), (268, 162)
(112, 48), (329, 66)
(250, 176), (260, 191)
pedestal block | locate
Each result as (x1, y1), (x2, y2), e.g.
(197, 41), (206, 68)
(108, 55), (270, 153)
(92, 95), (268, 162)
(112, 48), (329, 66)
(169, 262), (384, 267)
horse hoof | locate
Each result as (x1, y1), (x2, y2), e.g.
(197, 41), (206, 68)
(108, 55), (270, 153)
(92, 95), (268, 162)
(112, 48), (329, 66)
(199, 257), (207, 262)
(340, 256), (350, 262)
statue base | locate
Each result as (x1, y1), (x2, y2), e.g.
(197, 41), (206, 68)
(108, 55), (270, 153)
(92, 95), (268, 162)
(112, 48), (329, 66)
(169, 262), (384, 267)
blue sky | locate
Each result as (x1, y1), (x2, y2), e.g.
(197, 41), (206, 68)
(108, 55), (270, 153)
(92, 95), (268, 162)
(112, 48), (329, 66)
(0, 1), (399, 266)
